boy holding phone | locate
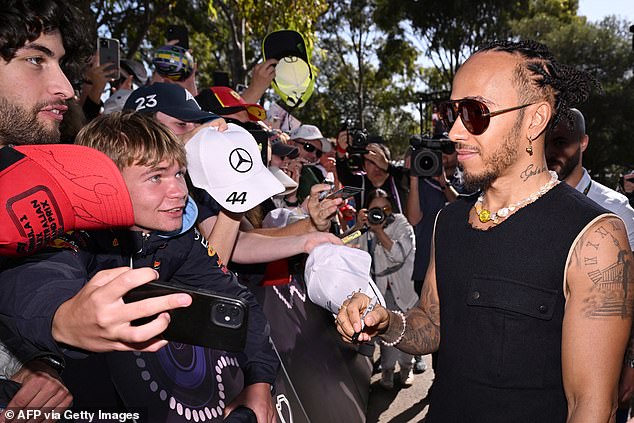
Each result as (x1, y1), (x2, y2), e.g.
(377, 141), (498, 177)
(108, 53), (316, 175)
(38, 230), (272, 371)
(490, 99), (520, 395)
(26, 112), (278, 421)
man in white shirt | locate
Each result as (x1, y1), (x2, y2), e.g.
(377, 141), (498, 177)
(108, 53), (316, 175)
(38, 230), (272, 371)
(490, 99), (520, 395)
(546, 108), (634, 247)
(546, 107), (634, 420)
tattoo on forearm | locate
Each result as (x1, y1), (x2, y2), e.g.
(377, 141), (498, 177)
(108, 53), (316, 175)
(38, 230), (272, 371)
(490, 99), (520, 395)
(399, 304), (440, 355)
(382, 281), (440, 355)
(572, 218), (634, 319)
(520, 164), (547, 182)
(627, 323), (634, 362)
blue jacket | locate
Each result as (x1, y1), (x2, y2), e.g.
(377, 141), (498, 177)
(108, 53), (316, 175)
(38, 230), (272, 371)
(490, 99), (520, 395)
(0, 201), (278, 387)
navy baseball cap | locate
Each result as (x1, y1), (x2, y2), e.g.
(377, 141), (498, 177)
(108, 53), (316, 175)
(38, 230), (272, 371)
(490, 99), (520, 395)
(124, 83), (219, 123)
(271, 142), (299, 159)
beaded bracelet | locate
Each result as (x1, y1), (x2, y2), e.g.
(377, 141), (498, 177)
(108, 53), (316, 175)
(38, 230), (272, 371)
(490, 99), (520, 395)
(380, 310), (406, 347)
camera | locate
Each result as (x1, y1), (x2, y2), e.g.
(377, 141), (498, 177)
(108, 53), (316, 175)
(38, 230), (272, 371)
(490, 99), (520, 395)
(347, 128), (369, 154)
(367, 207), (387, 225)
(211, 302), (245, 329)
(341, 124), (384, 172)
(409, 135), (455, 177)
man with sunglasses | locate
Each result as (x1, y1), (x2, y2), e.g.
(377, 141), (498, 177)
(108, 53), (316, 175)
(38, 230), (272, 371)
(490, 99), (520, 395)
(288, 124), (333, 203)
(336, 40), (633, 422)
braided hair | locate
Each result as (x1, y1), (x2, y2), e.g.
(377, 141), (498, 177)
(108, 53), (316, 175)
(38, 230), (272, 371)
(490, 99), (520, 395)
(477, 40), (600, 131)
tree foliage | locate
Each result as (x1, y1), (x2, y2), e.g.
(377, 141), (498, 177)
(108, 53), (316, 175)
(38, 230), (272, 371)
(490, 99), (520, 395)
(291, 0), (420, 156)
(80, 0), (634, 169)
(374, 0), (530, 85)
(88, 0), (328, 87)
(511, 3), (634, 182)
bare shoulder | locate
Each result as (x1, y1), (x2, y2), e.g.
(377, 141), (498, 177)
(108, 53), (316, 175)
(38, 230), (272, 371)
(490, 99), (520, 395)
(567, 215), (633, 319)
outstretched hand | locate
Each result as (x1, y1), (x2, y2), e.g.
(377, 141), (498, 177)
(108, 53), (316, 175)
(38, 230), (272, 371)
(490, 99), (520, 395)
(335, 292), (390, 343)
(306, 184), (343, 232)
(52, 267), (192, 352)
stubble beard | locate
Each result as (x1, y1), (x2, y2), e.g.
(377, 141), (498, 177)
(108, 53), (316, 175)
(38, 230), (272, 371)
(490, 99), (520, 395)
(552, 146), (581, 182)
(0, 96), (61, 146)
(461, 117), (523, 192)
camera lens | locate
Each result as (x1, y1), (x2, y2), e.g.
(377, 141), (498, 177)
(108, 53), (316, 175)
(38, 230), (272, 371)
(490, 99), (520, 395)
(420, 155), (435, 171)
(367, 207), (386, 225)
(230, 306), (240, 317)
(100, 40), (108, 48)
(412, 149), (441, 177)
(217, 304), (226, 314)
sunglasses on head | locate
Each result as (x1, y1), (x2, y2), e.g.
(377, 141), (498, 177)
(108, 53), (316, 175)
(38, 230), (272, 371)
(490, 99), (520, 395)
(294, 140), (322, 158)
(438, 99), (533, 135)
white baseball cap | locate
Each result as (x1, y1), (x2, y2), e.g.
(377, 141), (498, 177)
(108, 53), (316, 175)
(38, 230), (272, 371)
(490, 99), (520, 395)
(304, 243), (385, 314)
(268, 166), (298, 196)
(185, 124), (285, 213)
(289, 124), (332, 152)
(103, 89), (132, 114)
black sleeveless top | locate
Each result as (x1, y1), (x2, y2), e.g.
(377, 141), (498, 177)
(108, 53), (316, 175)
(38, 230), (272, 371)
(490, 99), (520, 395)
(427, 182), (609, 423)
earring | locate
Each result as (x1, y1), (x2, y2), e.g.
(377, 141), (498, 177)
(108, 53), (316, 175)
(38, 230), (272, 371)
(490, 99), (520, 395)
(526, 135), (534, 156)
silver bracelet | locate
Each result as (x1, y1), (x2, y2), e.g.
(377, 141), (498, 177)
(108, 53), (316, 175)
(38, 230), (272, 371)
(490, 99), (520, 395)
(380, 310), (406, 347)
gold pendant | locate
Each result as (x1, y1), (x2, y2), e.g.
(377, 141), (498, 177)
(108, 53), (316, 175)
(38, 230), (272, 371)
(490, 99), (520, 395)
(478, 209), (491, 223)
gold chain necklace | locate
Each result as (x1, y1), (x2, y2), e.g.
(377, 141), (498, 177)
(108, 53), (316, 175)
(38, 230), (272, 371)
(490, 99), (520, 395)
(474, 171), (559, 224)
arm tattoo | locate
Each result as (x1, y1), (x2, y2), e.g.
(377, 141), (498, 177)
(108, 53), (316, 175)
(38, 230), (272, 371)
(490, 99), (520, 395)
(381, 280), (440, 355)
(626, 322), (634, 362)
(520, 164), (547, 182)
(571, 218), (634, 319)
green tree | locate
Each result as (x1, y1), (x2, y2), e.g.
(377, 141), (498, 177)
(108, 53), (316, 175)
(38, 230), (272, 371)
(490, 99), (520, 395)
(511, 4), (634, 183)
(374, 0), (530, 86)
(88, 0), (328, 88)
(292, 0), (419, 157)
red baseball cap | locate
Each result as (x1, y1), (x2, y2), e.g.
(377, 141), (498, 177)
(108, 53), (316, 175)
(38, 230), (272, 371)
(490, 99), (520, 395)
(195, 86), (266, 121)
(0, 145), (134, 256)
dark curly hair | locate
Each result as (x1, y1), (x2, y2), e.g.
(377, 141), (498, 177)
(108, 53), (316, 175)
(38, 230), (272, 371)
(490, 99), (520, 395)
(477, 40), (601, 131)
(0, 0), (94, 84)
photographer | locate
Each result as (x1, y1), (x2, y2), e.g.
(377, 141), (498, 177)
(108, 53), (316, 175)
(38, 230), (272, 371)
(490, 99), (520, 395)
(335, 129), (408, 213)
(618, 169), (634, 208)
(349, 189), (417, 389)
(405, 137), (464, 374)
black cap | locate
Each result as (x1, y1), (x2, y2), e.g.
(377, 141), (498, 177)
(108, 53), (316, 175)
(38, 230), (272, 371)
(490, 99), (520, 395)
(120, 59), (148, 86)
(123, 83), (219, 122)
(263, 30), (310, 63)
(271, 142), (299, 159)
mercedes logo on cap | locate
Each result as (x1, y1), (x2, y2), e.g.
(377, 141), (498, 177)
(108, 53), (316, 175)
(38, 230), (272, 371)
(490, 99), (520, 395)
(229, 148), (253, 173)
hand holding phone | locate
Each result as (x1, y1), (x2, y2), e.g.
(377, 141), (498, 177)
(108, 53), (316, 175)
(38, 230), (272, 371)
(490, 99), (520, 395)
(166, 25), (189, 50)
(324, 186), (363, 201)
(97, 37), (120, 80)
(124, 281), (249, 351)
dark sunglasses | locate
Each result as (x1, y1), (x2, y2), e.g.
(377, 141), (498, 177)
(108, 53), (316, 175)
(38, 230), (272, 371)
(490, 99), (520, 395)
(294, 140), (322, 158)
(438, 99), (533, 135)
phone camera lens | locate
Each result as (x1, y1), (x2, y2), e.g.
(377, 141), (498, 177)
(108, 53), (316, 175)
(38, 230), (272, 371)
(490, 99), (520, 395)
(100, 40), (108, 47)
(230, 307), (240, 317)
(217, 304), (226, 313)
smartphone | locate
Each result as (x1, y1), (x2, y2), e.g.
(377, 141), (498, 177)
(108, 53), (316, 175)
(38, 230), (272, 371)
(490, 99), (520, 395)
(97, 37), (120, 80)
(123, 281), (249, 352)
(325, 186), (363, 200)
(166, 25), (189, 50)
